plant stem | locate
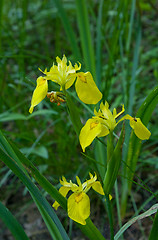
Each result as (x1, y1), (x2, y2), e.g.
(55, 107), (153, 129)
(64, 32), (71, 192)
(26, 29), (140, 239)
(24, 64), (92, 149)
(105, 194), (114, 240)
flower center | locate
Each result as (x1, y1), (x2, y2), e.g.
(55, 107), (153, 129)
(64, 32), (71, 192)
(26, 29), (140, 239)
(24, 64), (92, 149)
(75, 193), (83, 203)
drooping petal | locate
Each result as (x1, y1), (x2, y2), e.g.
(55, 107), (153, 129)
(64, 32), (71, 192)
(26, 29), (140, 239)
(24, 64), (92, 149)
(29, 76), (48, 113)
(68, 192), (90, 225)
(119, 114), (151, 140)
(129, 117), (151, 140)
(92, 181), (104, 195)
(52, 186), (71, 210)
(79, 118), (109, 152)
(75, 72), (102, 104)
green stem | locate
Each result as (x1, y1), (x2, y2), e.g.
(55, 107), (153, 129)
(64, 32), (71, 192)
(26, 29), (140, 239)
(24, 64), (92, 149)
(63, 87), (82, 135)
(105, 194), (114, 240)
(107, 132), (114, 163)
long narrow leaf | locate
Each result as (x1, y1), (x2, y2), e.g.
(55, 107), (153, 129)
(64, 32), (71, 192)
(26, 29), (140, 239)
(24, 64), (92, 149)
(115, 204), (158, 240)
(121, 85), (158, 217)
(0, 201), (29, 240)
(96, 0), (104, 87)
(0, 146), (70, 240)
(149, 210), (158, 240)
(75, 0), (96, 77)
(10, 140), (67, 210)
(0, 130), (105, 239)
(52, 0), (81, 60)
(0, 128), (106, 239)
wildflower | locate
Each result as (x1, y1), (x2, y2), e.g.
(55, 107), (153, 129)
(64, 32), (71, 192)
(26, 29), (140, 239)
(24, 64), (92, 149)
(79, 101), (151, 152)
(53, 173), (104, 225)
(29, 55), (102, 113)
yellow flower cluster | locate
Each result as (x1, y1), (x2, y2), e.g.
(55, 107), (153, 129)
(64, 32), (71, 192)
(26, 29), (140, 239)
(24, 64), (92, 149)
(53, 173), (105, 225)
(79, 101), (151, 152)
(29, 55), (102, 113)
(29, 55), (151, 225)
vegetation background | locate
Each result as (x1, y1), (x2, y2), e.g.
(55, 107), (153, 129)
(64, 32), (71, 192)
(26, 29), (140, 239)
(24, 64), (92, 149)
(0, 0), (158, 239)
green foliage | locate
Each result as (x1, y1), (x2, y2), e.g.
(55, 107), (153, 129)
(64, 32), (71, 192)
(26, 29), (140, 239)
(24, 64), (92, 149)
(149, 210), (158, 240)
(0, 201), (29, 240)
(103, 125), (124, 195)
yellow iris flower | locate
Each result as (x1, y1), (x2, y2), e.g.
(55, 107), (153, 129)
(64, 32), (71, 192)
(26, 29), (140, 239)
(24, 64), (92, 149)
(29, 55), (102, 113)
(53, 173), (104, 225)
(79, 101), (151, 152)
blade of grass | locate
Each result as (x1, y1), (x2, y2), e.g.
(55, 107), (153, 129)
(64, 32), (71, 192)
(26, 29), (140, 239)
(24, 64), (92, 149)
(114, 180), (122, 232)
(126, 0), (136, 51)
(96, 0), (104, 87)
(0, 145), (70, 240)
(115, 204), (158, 240)
(0, 201), (29, 240)
(127, 19), (141, 115)
(149, 210), (158, 240)
(75, 0), (96, 78)
(10, 140), (67, 210)
(51, 0), (81, 60)
(0, 0), (3, 52)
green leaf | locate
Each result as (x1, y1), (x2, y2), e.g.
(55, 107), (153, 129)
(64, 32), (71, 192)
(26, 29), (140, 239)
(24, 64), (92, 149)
(0, 201), (29, 240)
(10, 140), (67, 210)
(51, 0), (81, 60)
(79, 218), (106, 240)
(0, 109), (58, 122)
(121, 85), (158, 217)
(149, 210), (158, 240)
(65, 91), (82, 135)
(21, 146), (49, 159)
(0, 135), (69, 240)
(103, 125), (125, 194)
(75, 0), (95, 77)
(115, 204), (158, 240)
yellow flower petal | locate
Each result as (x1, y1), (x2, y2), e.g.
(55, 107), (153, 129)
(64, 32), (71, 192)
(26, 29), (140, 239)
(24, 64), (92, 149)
(65, 74), (76, 90)
(79, 118), (108, 152)
(75, 72), (102, 104)
(68, 192), (90, 225)
(92, 181), (104, 195)
(79, 118), (109, 152)
(119, 114), (151, 140)
(129, 117), (151, 140)
(29, 76), (48, 113)
(53, 186), (71, 210)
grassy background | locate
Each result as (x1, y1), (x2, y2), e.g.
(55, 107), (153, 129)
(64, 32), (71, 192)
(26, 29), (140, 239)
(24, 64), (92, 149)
(0, 0), (158, 239)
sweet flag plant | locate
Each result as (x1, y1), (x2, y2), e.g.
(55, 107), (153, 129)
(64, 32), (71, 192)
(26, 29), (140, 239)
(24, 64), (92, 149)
(29, 55), (102, 113)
